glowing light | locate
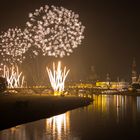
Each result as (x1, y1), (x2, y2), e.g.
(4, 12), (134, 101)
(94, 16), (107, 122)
(46, 61), (70, 94)
(3, 65), (25, 88)
(26, 5), (85, 58)
(0, 28), (31, 65)
(46, 112), (70, 140)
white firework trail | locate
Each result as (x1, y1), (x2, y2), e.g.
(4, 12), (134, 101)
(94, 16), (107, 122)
(46, 61), (70, 94)
(3, 65), (25, 88)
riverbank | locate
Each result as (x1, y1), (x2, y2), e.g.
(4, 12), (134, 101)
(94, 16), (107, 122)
(0, 95), (92, 131)
(95, 91), (140, 96)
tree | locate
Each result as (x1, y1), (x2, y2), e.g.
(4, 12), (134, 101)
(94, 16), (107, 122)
(0, 77), (7, 93)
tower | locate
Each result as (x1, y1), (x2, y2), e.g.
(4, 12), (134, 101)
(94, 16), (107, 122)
(88, 66), (98, 82)
(106, 73), (110, 82)
(132, 58), (137, 83)
(106, 73), (111, 89)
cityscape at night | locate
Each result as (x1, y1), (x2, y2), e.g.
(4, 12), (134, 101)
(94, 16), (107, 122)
(0, 0), (140, 140)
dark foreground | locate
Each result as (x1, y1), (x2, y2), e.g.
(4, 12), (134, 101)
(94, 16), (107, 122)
(0, 95), (92, 131)
(1, 94), (140, 140)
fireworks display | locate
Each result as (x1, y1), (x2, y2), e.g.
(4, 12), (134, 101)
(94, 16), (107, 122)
(0, 5), (85, 88)
(0, 5), (85, 63)
(26, 5), (85, 58)
(46, 61), (70, 94)
(0, 28), (31, 65)
(3, 65), (25, 88)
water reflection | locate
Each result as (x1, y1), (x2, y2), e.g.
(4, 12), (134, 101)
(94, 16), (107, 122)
(0, 125), (26, 140)
(46, 113), (70, 140)
(1, 95), (140, 140)
(137, 96), (140, 112)
(91, 95), (138, 123)
(0, 113), (70, 140)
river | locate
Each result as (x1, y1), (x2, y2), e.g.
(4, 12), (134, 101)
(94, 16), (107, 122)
(0, 94), (140, 140)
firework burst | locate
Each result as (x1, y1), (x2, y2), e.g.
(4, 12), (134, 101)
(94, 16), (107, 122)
(26, 5), (85, 58)
(0, 28), (31, 65)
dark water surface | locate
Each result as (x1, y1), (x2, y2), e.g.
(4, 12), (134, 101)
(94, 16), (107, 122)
(1, 95), (140, 140)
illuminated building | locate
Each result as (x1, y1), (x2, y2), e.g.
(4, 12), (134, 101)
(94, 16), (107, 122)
(96, 82), (129, 90)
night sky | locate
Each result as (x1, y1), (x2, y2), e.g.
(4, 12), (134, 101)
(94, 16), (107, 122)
(0, 0), (140, 82)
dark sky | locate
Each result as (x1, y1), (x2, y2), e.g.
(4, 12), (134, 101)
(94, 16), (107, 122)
(0, 0), (140, 81)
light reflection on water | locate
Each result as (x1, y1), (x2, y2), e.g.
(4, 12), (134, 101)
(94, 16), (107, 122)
(0, 113), (71, 140)
(45, 113), (70, 140)
(1, 94), (140, 140)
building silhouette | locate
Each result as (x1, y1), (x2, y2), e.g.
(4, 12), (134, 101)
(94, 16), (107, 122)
(132, 58), (137, 84)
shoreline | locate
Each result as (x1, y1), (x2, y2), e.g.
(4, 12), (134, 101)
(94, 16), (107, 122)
(93, 91), (140, 96)
(0, 95), (92, 131)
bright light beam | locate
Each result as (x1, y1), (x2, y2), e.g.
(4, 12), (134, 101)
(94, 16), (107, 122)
(3, 65), (25, 88)
(46, 61), (70, 95)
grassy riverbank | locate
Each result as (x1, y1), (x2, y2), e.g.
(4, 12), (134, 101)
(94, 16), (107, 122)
(0, 94), (92, 131)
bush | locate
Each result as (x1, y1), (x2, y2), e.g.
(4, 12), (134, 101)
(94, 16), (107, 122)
(0, 77), (7, 93)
